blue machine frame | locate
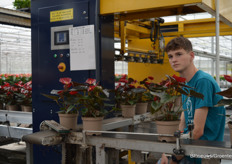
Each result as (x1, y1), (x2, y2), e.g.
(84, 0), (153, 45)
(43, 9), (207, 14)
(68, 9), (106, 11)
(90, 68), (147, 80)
(31, 0), (114, 163)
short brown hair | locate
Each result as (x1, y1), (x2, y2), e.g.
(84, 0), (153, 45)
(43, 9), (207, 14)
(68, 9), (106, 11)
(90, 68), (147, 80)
(165, 37), (192, 53)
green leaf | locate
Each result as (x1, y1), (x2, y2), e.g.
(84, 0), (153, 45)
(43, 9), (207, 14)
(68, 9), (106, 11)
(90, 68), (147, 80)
(151, 101), (162, 113)
(128, 100), (136, 105)
(66, 105), (75, 113)
(42, 94), (59, 101)
(150, 91), (166, 100)
(176, 87), (188, 96)
(216, 88), (232, 98)
(190, 90), (204, 100)
(161, 94), (178, 104)
(104, 103), (114, 107)
(214, 99), (232, 107)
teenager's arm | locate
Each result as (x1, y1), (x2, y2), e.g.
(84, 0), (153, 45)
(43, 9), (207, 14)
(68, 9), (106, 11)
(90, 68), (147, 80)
(193, 107), (208, 139)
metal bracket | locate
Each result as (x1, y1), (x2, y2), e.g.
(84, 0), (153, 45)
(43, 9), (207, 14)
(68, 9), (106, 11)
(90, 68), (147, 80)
(173, 130), (185, 155)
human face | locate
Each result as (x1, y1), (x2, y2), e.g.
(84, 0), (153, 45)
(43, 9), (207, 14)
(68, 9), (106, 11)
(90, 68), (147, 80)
(167, 48), (194, 73)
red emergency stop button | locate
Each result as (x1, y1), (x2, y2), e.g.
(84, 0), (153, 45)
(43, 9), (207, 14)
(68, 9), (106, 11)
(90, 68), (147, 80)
(58, 62), (66, 72)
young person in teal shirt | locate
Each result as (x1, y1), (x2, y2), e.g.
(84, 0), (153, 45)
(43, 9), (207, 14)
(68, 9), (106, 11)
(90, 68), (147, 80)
(158, 37), (225, 164)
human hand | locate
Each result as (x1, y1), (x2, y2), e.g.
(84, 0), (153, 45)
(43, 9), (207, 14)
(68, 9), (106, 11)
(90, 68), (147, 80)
(160, 153), (169, 164)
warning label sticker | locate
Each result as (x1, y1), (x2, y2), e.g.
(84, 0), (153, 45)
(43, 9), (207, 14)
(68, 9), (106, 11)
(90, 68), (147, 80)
(50, 8), (73, 22)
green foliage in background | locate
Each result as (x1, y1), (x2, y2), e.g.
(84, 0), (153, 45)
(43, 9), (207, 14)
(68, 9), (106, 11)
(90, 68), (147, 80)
(13, 0), (31, 9)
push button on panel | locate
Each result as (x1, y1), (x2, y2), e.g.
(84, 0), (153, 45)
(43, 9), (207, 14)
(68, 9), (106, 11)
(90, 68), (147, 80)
(57, 62), (66, 72)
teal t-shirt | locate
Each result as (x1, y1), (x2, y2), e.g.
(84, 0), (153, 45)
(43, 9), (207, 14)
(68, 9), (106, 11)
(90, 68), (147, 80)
(182, 70), (225, 164)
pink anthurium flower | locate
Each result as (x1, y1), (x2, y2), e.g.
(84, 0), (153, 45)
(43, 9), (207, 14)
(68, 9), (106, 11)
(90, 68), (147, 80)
(59, 77), (72, 85)
(85, 78), (96, 85)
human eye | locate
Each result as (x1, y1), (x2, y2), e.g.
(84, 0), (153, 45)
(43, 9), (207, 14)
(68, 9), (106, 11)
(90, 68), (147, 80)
(168, 55), (173, 59)
(177, 52), (182, 56)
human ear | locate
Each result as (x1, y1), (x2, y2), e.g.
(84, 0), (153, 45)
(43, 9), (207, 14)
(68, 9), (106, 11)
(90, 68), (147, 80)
(190, 51), (194, 60)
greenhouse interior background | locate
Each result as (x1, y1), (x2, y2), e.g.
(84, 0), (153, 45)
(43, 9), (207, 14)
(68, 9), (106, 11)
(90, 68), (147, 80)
(0, 0), (231, 87)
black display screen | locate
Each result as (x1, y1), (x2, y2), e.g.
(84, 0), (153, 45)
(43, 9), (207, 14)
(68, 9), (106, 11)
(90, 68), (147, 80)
(54, 30), (69, 45)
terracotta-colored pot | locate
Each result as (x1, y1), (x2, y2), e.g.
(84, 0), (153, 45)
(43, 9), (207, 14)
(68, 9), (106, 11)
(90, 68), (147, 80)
(58, 113), (78, 130)
(121, 104), (136, 118)
(135, 102), (148, 114)
(228, 123), (232, 147)
(21, 105), (32, 112)
(6, 105), (19, 111)
(155, 120), (180, 142)
(82, 117), (103, 135)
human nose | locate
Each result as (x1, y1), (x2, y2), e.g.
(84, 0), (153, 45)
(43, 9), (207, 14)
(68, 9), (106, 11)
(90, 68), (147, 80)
(173, 55), (179, 62)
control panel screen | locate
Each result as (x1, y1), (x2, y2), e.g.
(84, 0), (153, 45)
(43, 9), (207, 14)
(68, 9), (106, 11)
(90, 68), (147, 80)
(54, 31), (69, 45)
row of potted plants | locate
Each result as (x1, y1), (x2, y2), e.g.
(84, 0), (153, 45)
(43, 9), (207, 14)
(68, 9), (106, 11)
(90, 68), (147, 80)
(0, 74), (32, 112)
(43, 74), (204, 135)
(38, 74), (232, 145)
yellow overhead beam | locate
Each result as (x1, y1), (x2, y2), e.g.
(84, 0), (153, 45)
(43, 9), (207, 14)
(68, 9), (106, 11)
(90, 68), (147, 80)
(101, 0), (232, 27)
(100, 0), (203, 15)
(114, 18), (232, 39)
(161, 18), (232, 37)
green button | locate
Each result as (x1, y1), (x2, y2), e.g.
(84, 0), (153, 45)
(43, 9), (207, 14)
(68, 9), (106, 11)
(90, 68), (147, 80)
(54, 54), (57, 58)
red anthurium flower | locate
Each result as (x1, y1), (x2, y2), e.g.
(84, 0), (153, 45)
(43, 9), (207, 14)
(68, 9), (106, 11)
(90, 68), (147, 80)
(15, 81), (23, 87)
(11, 87), (18, 92)
(59, 77), (72, 85)
(128, 84), (135, 88)
(154, 96), (160, 102)
(85, 78), (96, 85)
(116, 83), (121, 90)
(148, 76), (154, 80)
(88, 85), (96, 91)
(69, 91), (78, 95)
(172, 75), (186, 83)
(119, 78), (128, 83)
(25, 81), (32, 86)
(224, 75), (232, 83)
(65, 83), (72, 89)
(164, 81), (171, 87)
(121, 74), (127, 79)
(145, 82), (151, 85)
(132, 80), (137, 84)
(57, 90), (63, 95)
(3, 82), (10, 87)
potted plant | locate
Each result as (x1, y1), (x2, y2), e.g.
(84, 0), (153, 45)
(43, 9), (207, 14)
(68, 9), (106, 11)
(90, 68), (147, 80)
(42, 77), (81, 130)
(15, 81), (32, 112)
(75, 78), (114, 134)
(144, 75), (204, 142)
(136, 76), (157, 114)
(214, 75), (232, 146)
(0, 82), (21, 111)
(114, 77), (139, 118)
